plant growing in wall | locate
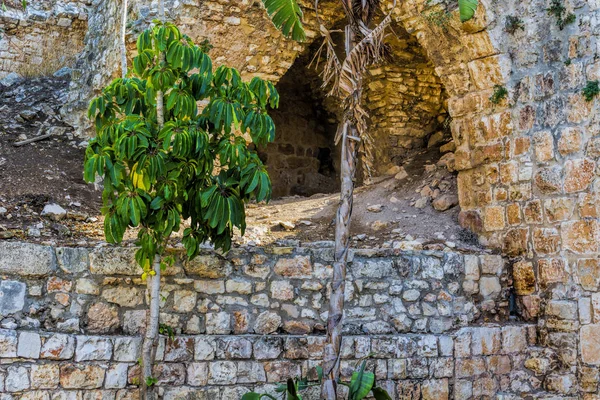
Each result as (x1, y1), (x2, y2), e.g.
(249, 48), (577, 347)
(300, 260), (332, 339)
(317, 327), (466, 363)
(243, 361), (392, 400)
(504, 16), (524, 34)
(547, 0), (576, 30)
(84, 16), (278, 400)
(583, 80), (600, 102)
(260, 0), (477, 398)
(489, 84), (508, 105)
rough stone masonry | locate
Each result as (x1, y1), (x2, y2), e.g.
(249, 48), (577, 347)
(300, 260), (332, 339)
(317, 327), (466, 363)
(0, 241), (546, 399)
(2, 0), (600, 397)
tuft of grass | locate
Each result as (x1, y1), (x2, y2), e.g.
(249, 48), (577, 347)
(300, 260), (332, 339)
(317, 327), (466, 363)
(505, 16), (525, 34)
(489, 85), (509, 105)
(548, 0), (576, 30)
(582, 81), (600, 102)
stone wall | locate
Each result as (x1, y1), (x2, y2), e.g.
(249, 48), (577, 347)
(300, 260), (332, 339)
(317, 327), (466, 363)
(0, 241), (553, 399)
(0, 1), (88, 79)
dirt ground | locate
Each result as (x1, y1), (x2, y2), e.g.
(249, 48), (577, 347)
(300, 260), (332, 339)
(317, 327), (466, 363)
(0, 77), (479, 250)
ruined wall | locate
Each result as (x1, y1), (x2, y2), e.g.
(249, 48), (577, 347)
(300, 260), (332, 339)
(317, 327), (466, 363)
(0, 1), (88, 79)
(0, 241), (548, 399)
(365, 23), (449, 173)
(4, 0), (600, 396)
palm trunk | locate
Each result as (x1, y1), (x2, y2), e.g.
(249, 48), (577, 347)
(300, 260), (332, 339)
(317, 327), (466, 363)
(322, 24), (358, 399)
(141, 4), (165, 399)
(322, 121), (359, 399)
(120, 0), (128, 78)
(141, 255), (161, 400)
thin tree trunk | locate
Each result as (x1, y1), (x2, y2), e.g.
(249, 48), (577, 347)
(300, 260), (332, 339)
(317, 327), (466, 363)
(322, 24), (358, 400)
(141, 255), (161, 400)
(141, 5), (165, 398)
(322, 121), (359, 400)
(120, 0), (128, 78)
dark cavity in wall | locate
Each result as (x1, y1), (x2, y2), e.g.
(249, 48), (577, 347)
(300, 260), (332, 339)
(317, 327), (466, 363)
(260, 50), (340, 199)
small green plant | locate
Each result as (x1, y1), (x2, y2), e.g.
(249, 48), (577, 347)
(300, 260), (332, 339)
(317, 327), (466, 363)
(548, 0), (576, 30)
(564, 58), (572, 66)
(583, 80), (600, 102)
(489, 85), (509, 105)
(504, 16), (524, 34)
(242, 361), (391, 400)
(158, 323), (176, 340)
(423, 9), (452, 28)
(145, 377), (158, 387)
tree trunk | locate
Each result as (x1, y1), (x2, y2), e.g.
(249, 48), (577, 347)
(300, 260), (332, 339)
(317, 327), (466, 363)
(322, 23), (359, 400)
(120, 0), (128, 78)
(141, 5), (165, 399)
(141, 255), (161, 400)
(322, 122), (359, 399)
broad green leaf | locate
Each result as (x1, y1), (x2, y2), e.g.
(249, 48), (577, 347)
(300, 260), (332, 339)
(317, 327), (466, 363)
(372, 387), (393, 400)
(458, 0), (478, 22)
(261, 0), (306, 41)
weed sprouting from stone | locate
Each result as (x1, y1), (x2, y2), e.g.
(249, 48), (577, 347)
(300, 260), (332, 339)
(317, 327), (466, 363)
(582, 81), (600, 102)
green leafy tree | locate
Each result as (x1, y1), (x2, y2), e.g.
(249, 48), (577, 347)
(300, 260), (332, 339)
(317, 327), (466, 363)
(84, 20), (278, 400)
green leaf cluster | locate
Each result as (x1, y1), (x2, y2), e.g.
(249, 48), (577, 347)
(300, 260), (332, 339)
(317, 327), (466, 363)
(583, 80), (600, 102)
(242, 362), (391, 400)
(489, 84), (508, 105)
(84, 21), (278, 272)
(261, 0), (306, 41)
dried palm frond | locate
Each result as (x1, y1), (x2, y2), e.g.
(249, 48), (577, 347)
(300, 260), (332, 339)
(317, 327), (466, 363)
(352, 0), (381, 25)
(338, 12), (391, 99)
(309, 23), (343, 97)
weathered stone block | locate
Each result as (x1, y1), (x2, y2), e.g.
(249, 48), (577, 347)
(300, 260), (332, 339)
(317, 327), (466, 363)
(561, 220), (599, 254)
(480, 277), (501, 298)
(86, 302), (120, 333)
(208, 361), (237, 384)
(564, 158), (595, 193)
(101, 286), (142, 307)
(422, 378), (449, 400)
(105, 363), (128, 389)
(89, 247), (139, 275)
(206, 312), (231, 335)
(30, 364), (59, 389)
(471, 328), (501, 355)
(172, 290), (197, 312)
(56, 247), (89, 274)
(40, 333), (75, 360)
(0, 242), (57, 277)
(254, 311), (282, 334)
(538, 258), (568, 286)
(0, 280), (26, 315)
(483, 206), (505, 231)
(75, 336), (112, 361)
(18, 331), (41, 358)
(6, 365), (30, 392)
(194, 337), (216, 360)
(187, 362), (209, 386)
(59, 364), (105, 389)
(544, 197), (574, 222)
(274, 256), (312, 277)
(113, 337), (141, 362)
(184, 255), (232, 278)
(0, 328), (17, 357)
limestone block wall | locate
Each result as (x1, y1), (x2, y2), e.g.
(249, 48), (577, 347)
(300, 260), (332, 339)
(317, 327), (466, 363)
(0, 0), (88, 79)
(0, 241), (551, 399)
